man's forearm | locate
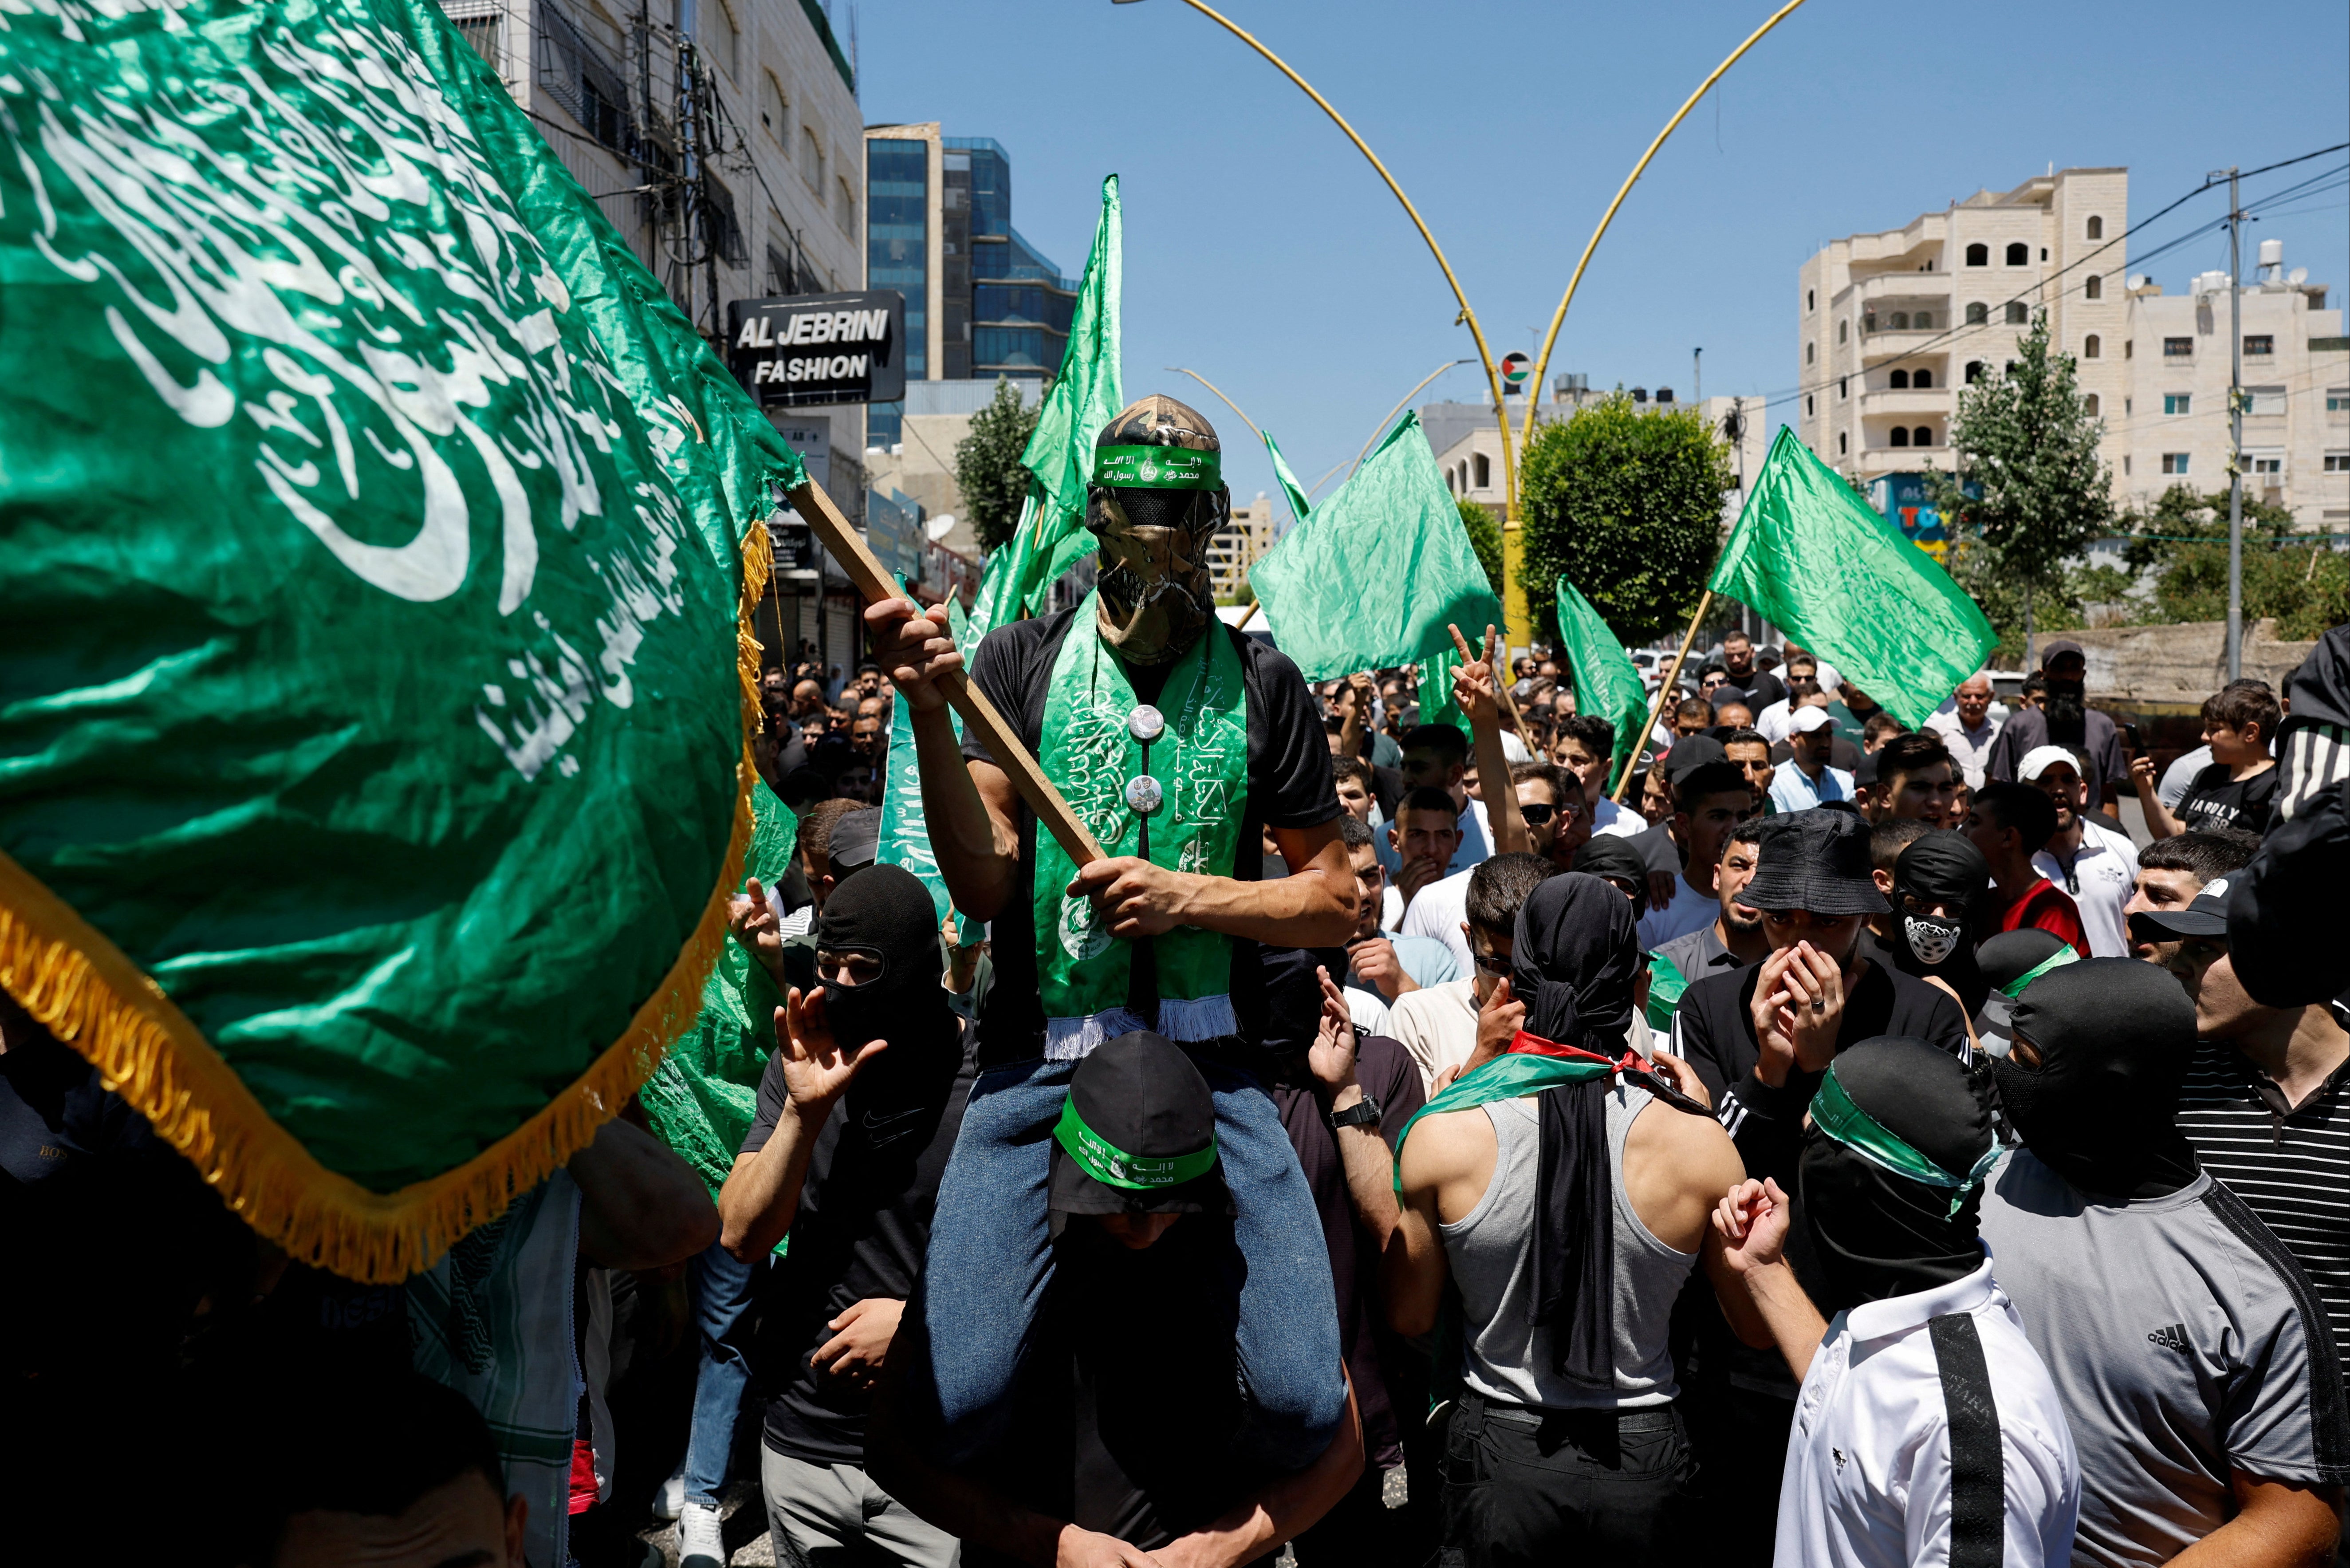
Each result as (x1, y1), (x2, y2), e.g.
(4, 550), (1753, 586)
(2169, 1476), (2344, 1568)
(913, 707), (1018, 918)
(1162, 1380), (1364, 1568)
(1326, 1086), (1402, 1251)
(1744, 1260), (1827, 1382)
(1468, 712), (1527, 855)
(1175, 867), (1354, 947)
(716, 1100), (827, 1261)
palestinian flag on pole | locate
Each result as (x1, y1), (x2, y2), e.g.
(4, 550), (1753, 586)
(0, 0), (801, 1279)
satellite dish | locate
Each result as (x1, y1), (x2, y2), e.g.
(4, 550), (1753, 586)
(925, 513), (958, 542)
(2289, 268), (2309, 286)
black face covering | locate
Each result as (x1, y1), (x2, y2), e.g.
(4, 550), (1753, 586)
(2043, 679), (2088, 746)
(813, 864), (957, 1105)
(1511, 874), (1710, 1383)
(1799, 1036), (1994, 1307)
(1887, 831), (1992, 1015)
(1997, 957), (2200, 1200)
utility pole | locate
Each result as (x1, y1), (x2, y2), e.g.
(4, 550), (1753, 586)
(2221, 165), (2244, 680)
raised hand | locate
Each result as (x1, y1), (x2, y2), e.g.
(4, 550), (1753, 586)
(1345, 934), (1412, 1001)
(1446, 623), (1502, 727)
(1711, 1177), (1793, 1274)
(728, 875), (786, 985)
(1307, 965), (1359, 1097)
(1779, 940), (1847, 1072)
(775, 985), (886, 1111)
(1748, 946), (1801, 1088)
(1472, 974), (1523, 1072)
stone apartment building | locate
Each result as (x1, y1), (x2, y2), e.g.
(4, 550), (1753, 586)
(1800, 166), (2347, 529)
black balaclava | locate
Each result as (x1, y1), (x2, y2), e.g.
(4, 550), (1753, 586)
(1799, 1036), (1995, 1306)
(1571, 835), (1652, 918)
(1887, 831), (1992, 1015)
(812, 864), (956, 1105)
(1997, 958), (2200, 1200)
(1511, 875), (1710, 1383)
(1086, 395), (1228, 667)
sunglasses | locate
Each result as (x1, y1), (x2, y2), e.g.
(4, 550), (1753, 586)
(1472, 949), (1513, 975)
(1519, 803), (1556, 825)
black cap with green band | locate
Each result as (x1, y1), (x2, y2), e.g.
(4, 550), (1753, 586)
(1047, 1030), (1227, 1217)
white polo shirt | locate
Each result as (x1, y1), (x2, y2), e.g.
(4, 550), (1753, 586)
(1777, 1254), (2079, 1568)
(2032, 819), (2139, 960)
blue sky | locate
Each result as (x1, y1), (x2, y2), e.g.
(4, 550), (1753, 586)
(854, 0), (2350, 513)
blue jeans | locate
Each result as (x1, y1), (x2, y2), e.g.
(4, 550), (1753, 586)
(913, 1052), (1346, 1473)
(683, 1236), (760, 1509)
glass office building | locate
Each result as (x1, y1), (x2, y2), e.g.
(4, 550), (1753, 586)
(866, 135), (929, 444)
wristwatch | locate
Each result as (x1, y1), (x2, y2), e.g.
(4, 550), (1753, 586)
(1327, 1094), (1382, 1132)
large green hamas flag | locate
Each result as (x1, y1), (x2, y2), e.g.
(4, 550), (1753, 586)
(0, 0), (803, 1280)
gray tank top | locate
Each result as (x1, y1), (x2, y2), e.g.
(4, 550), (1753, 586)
(1437, 1083), (1695, 1410)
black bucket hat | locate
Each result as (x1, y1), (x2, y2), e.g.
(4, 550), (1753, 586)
(1741, 809), (1889, 917)
(1048, 1032), (1228, 1217)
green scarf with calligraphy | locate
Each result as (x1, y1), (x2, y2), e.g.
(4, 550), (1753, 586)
(1033, 596), (1248, 1056)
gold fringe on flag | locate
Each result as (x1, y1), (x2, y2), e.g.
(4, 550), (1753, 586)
(0, 520), (777, 1284)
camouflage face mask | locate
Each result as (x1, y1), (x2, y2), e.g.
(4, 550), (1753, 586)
(1089, 484), (1224, 666)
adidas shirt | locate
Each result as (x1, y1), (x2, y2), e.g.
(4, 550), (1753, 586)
(1980, 1150), (2350, 1567)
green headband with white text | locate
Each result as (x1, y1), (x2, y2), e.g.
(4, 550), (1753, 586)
(2000, 943), (2081, 999)
(1092, 443), (1221, 491)
(1053, 1098), (1218, 1190)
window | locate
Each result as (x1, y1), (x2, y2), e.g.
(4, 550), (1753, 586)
(1965, 302), (1989, 326)
(762, 73), (788, 140)
(2247, 386), (2286, 416)
(2040, 247), (2049, 261)
(1807, 288), (1815, 311)
(2125, 398), (2132, 415)
(2164, 394), (2191, 415)
(2084, 394), (2100, 416)
(1864, 313), (1878, 333)
(1890, 369), (1909, 389)
(1839, 377), (1848, 400)
(2005, 302), (2029, 325)
(2084, 274), (2102, 300)
(1965, 243), (1988, 267)
(1807, 343), (1816, 365)
(2005, 242), (2029, 266)
(2125, 338), (2134, 358)
(2124, 456), (2132, 475)
(801, 125), (823, 188)
(1473, 453), (1491, 489)
(2083, 334), (2100, 359)
(1915, 368), (1934, 388)
(1890, 311), (1909, 330)
(2327, 388), (2350, 413)
(1913, 426), (1933, 446)
(705, 0), (739, 79)
(835, 175), (854, 233)
(2248, 453), (2283, 477)
(2086, 216), (2104, 240)
(1806, 394), (1815, 417)
(2325, 454), (2350, 473)
(2244, 335), (2275, 357)
(2161, 453), (2190, 475)
(1915, 311), (1934, 330)
(1890, 426), (1910, 448)
(1838, 320), (1848, 344)
(2163, 337), (2193, 357)
(1965, 360), (1984, 384)
(1838, 432), (1848, 454)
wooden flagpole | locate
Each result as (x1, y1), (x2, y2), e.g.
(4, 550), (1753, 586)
(1610, 590), (1714, 803)
(787, 479), (1107, 865)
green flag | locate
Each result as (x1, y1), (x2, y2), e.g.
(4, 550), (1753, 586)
(996, 175), (1124, 619)
(1249, 413), (1504, 681)
(0, 0), (800, 1280)
(1709, 428), (1995, 729)
(1553, 575), (1650, 777)
(1261, 429), (1315, 531)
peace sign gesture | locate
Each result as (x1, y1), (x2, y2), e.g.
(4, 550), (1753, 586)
(1447, 623), (1504, 727)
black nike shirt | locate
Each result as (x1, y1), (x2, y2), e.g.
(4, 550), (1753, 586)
(744, 1021), (979, 1465)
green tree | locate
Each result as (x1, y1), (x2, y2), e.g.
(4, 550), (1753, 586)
(2118, 485), (2349, 639)
(1457, 497), (1504, 598)
(953, 376), (1043, 554)
(1926, 310), (2112, 664)
(1517, 394), (1732, 646)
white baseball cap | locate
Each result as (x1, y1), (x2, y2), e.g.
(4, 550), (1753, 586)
(1789, 705), (1833, 735)
(2016, 745), (2083, 783)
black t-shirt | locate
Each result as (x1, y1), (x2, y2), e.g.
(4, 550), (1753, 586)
(957, 1216), (1263, 1563)
(1986, 705), (2130, 802)
(961, 609), (1340, 1061)
(2175, 761), (2280, 838)
(1269, 1033), (1427, 1472)
(1727, 670), (1787, 713)
(745, 1020), (977, 1464)
(1667, 957), (1971, 1187)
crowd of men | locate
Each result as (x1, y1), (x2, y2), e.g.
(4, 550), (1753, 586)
(8, 395), (2347, 1568)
